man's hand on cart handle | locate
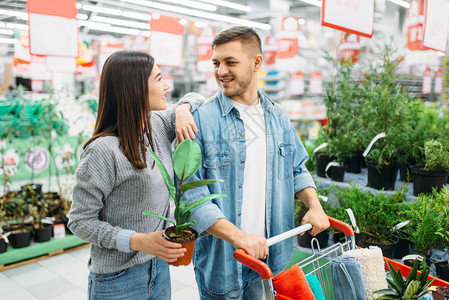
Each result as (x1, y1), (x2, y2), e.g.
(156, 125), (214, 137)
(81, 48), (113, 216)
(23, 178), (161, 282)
(206, 219), (269, 259)
(301, 206), (330, 236)
(232, 231), (269, 260)
(296, 187), (330, 236)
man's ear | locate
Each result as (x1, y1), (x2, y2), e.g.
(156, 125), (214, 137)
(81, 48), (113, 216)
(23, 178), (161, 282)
(254, 54), (263, 71)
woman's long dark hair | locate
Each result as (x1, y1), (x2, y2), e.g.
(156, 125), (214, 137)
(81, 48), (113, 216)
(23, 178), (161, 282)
(84, 50), (155, 169)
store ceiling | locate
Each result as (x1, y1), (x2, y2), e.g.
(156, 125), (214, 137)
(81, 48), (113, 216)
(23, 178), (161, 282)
(0, 0), (324, 57)
(0, 0), (411, 57)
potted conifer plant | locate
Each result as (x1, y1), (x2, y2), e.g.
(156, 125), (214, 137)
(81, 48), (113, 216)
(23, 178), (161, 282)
(143, 140), (226, 266)
(360, 44), (414, 190)
(411, 139), (449, 196)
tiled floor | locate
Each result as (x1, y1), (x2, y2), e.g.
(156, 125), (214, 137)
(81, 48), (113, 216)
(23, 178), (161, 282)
(0, 246), (200, 300)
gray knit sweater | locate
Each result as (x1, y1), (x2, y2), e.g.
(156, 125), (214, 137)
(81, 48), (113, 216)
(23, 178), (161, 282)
(68, 93), (204, 274)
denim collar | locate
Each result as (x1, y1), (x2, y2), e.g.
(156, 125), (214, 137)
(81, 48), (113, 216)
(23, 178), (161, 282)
(216, 88), (274, 116)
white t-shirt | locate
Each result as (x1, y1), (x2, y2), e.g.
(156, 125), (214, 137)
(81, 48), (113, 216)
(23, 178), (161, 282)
(231, 100), (267, 238)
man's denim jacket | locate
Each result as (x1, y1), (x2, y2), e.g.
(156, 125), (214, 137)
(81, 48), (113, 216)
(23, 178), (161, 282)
(187, 89), (316, 295)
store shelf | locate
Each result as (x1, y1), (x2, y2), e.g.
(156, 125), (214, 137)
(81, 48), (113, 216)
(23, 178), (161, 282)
(0, 234), (87, 270)
(312, 169), (442, 202)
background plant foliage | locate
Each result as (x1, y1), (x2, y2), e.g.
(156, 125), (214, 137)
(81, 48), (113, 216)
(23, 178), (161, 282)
(359, 44), (415, 168)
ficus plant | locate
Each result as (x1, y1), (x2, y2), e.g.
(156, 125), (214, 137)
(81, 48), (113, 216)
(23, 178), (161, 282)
(143, 140), (226, 234)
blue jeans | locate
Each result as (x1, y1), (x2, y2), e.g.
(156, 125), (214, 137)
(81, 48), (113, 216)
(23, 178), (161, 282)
(88, 258), (170, 300)
(195, 265), (263, 300)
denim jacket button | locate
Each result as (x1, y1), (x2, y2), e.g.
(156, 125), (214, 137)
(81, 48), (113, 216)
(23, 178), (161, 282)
(239, 184), (243, 188)
(238, 212), (241, 216)
(240, 132), (244, 137)
(241, 160), (245, 163)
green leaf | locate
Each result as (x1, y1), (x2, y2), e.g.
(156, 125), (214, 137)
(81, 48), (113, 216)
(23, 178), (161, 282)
(173, 140), (201, 181)
(146, 146), (176, 201)
(185, 194), (227, 211)
(179, 179), (224, 192)
(386, 261), (405, 292)
(142, 211), (175, 225)
(175, 221), (196, 233)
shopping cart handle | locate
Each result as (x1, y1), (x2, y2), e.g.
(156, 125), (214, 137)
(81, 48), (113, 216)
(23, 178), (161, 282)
(233, 249), (273, 279)
(233, 217), (355, 280)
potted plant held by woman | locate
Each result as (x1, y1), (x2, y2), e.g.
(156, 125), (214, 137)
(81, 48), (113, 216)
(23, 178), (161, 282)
(143, 140), (226, 266)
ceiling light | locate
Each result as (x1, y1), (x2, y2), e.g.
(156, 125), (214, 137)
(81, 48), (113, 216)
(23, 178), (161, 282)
(158, 0), (217, 12)
(5, 23), (28, 30)
(82, 4), (122, 16)
(0, 29), (14, 35)
(0, 9), (28, 20)
(197, 0), (251, 12)
(123, 0), (271, 30)
(298, 0), (322, 7)
(194, 21), (208, 28)
(78, 20), (141, 35)
(388, 0), (410, 8)
(91, 16), (150, 29)
(122, 11), (151, 21)
(77, 13), (89, 20)
(0, 38), (16, 44)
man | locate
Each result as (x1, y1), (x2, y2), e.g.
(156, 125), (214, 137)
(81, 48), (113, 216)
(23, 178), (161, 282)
(187, 26), (329, 299)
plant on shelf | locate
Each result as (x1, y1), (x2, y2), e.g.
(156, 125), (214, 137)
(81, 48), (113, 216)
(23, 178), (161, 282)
(373, 259), (435, 299)
(321, 54), (364, 177)
(400, 187), (449, 259)
(411, 139), (449, 196)
(335, 185), (408, 258)
(143, 139), (226, 266)
(358, 44), (415, 190)
(35, 96), (69, 191)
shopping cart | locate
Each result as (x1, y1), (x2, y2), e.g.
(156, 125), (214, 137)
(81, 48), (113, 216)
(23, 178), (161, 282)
(233, 216), (356, 300)
(234, 216), (449, 299)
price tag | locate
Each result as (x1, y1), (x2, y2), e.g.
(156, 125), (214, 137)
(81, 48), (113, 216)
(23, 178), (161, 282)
(345, 208), (360, 234)
(313, 142), (328, 154)
(422, 0), (449, 52)
(321, 0), (374, 38)
(53, 224), (66, 239)
(422, 67), (432, 94)
(289, 72), (305, 96)
(363, 132), (386, 157)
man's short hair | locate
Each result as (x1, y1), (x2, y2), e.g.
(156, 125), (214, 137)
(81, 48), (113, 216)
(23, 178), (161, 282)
(212, 26), (262, 54)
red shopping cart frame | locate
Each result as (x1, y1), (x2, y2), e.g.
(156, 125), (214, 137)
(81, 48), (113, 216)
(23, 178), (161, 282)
(384, 257), (449, 287)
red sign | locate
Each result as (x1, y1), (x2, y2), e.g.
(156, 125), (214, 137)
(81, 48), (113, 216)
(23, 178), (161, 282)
(407, 0), (425, 51)
(264, 36), (277, 65)
(197, 26), (215, 62)
(277, 38), (299, 59)
(338, 34), (361, 63)
(422, 66), (432, 94)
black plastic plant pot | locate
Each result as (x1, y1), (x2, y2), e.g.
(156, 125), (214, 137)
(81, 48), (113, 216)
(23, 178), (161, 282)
(10, 229), (32, 248)
(333, 232), (345, 244)
(366, 160), (399, 191)
(399, 163), (414, 182)
(21, 183), (43, 195)
(435, 262), (449, 282)
(326, 165), (345, 182)
(315, 153), (332, 178)
(345, 151), (363, 174)
(393, 238), (414, 259)
(35, 224), (53, 242)
(356, 234), (399, 259)
(0, 238), (7, 253)
(411, 166), (449, 196)
(297, 230), (329, 249)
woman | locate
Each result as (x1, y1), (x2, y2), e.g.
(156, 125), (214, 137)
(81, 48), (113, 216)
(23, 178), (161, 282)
(68, 50), (204, 299)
